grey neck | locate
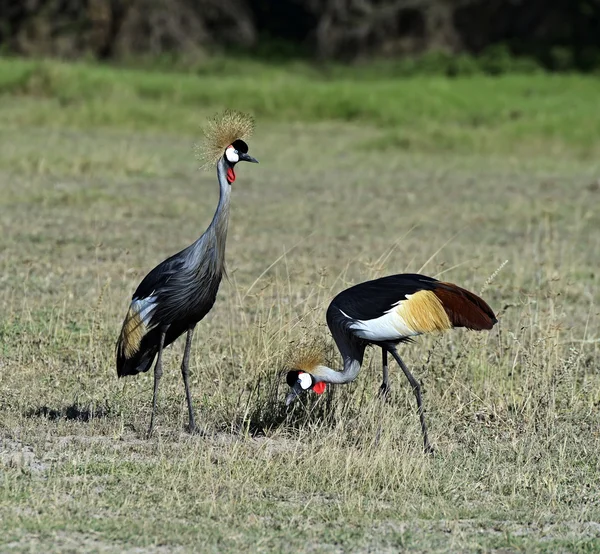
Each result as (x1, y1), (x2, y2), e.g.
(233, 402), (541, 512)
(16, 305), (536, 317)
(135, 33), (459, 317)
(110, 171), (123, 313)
(312, 357), (362, 384)
(312, 323), (365, 384)
(211, 157), (232, 259)
(189, 156), (231, 273)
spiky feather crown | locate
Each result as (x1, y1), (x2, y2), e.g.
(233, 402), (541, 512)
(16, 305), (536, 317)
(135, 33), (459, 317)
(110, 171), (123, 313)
(287, 337), (329, 373)
(197, 110), (255, 170)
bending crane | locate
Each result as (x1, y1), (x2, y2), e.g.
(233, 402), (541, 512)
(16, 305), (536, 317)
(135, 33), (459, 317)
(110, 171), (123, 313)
(285, 273), (497, 452)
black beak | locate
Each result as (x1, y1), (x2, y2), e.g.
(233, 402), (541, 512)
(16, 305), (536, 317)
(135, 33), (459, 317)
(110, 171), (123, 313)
(239, 152), (259, 164)
(285, 382), (304, 407)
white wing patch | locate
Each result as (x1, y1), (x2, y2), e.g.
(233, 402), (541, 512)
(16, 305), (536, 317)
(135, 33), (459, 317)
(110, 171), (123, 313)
(132, 296), (157, 328)
(346, 300), (420, 341)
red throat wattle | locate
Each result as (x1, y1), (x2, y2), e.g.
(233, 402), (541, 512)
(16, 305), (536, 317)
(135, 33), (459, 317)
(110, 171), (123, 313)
(313, 382), (326, 395)
(226, 167), (236, 184)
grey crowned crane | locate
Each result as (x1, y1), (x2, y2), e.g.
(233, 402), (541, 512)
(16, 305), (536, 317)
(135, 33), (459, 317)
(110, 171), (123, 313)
(285, 273), (497, 452)
(116, 111), (258, 437)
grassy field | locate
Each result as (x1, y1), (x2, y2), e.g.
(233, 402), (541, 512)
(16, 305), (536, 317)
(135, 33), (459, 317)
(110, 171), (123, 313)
(2, 56), (600, 159)
(1, 58), (600, 552)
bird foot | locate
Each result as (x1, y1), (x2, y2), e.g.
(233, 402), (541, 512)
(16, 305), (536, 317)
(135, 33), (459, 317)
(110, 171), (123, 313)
(424, 443), (435, 455)
(187, 423), (209, 438)
(378, 383), (391, 401)
(145, 417), (157, 439)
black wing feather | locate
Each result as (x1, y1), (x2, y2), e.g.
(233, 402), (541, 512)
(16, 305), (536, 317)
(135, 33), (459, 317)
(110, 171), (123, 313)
(132, 250), (187, 300)
(329, 273), (441, 321)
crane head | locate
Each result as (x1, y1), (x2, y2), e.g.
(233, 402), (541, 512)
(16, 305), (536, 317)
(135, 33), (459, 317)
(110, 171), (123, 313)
(223, 139), (258, 184)
(224, 139), (259, 165)
(198, 110), (256, 170)
(285, 370), (326, 406)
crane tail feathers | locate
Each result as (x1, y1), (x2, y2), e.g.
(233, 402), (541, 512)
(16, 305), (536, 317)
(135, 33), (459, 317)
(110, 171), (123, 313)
(117, 348), (156, 377)
(433, 283), (497, 331)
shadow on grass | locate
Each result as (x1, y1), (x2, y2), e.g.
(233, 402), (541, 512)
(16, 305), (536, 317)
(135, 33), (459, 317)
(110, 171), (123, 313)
(26, 403), (111, 422)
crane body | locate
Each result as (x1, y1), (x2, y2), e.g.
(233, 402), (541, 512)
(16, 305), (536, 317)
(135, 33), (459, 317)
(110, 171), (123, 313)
(286, 273), (497, 452)
(116, 111), (257, 436)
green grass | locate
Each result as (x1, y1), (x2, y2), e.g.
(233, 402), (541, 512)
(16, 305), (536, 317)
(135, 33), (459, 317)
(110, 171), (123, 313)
(1, 57), (600, 552)
(1, 56), (600, 159)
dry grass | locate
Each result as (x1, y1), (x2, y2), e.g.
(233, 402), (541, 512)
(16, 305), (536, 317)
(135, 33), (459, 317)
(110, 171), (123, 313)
(1, 98), (600, 552)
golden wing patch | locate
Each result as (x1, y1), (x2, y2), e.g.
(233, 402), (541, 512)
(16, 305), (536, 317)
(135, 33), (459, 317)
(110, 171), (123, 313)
(396, 290), (452, 334)
(118, 306), (147, 359)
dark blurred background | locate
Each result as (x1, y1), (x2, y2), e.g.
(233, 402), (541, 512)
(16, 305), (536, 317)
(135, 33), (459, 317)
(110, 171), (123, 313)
(2, 0), (600, 71)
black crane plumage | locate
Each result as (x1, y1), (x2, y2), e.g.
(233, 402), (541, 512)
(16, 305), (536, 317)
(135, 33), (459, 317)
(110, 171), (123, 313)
(285, 273), (497, 452)
(116, 111), (258, 436)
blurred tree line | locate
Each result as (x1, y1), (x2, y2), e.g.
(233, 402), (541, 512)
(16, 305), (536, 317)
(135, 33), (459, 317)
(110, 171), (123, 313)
(2, 0), (600, 70)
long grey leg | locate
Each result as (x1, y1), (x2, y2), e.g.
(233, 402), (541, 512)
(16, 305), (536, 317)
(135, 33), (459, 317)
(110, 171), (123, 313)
(181, 325), (196, 433)
(148, 327), (167, 438)
(388, 346), (433, 454)
(379, 348), (390, 398)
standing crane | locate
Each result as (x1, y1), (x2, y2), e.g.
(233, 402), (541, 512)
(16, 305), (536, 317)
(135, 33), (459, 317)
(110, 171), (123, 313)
(116, 110), (258, 437)
(285, 273), (497, 452)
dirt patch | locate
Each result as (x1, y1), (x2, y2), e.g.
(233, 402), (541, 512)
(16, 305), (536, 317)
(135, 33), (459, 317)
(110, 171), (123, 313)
(3, 531), (189, 553)
(0, 437), (48, 474)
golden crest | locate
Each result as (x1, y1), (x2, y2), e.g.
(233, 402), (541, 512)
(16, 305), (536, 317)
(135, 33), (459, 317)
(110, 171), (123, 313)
(197, 109), (255, 170)
(287, 336), (329, 373)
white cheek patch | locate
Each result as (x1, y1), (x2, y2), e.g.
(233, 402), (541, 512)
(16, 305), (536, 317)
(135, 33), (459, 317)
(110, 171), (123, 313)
(298, 372), (312, 390)
(225, 147), (239, 163)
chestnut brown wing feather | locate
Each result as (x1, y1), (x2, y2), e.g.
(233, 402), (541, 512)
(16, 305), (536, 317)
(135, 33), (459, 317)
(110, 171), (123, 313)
(433, 283), (497, 330)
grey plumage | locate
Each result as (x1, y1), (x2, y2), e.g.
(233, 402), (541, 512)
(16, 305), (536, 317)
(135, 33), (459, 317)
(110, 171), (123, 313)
(116, 132), (258, 437)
